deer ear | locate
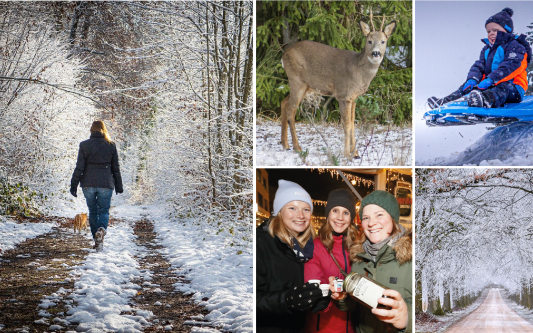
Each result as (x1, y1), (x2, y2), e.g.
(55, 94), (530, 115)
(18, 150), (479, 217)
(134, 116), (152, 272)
(384, 21), (397, 38)
(359, 20), (371, 36)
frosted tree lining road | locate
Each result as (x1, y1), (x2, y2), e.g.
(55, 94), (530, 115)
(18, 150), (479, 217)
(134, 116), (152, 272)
(445, 289), (533, 333)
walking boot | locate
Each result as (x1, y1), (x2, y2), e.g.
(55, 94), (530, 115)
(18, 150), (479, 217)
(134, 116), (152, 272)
(94, 227), (106, 252)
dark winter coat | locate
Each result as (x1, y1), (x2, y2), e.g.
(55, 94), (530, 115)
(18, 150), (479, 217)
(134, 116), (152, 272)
(467, 31), (531, 95)
(336, 229), (413, 333)
(256, 220), (307, 333)
(304, 235), (356, 333)
(70, 132), (123, 193)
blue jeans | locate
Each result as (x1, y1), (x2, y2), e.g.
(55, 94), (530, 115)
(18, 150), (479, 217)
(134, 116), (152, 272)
(82, 187), (113, 239)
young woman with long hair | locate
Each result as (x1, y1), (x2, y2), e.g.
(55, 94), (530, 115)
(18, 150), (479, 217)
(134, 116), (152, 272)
(256, 179), (327, 333)
(304, 189), (358, 333)
(70, 120), (123, 251)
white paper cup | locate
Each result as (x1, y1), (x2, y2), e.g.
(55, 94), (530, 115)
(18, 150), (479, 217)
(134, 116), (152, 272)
(308, 279), (321, 285)
(319, 284), (330, 297)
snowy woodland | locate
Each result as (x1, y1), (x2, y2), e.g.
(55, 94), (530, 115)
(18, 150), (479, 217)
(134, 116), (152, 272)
(415, 169), (533, 317)
(1, 2), (252, 332)
(1, 1), (253, 224)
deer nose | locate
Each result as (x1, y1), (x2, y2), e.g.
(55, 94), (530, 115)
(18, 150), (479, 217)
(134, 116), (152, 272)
(371, 51), (381, 58)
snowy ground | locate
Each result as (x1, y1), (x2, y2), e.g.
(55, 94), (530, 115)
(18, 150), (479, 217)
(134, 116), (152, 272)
(415, 290), (488, 333)
(0, 205), (252, 333)
(502, 291), (533, 327)
(415, 116), (533, 166)
(0, 215), (56, 253)
(256, 118), (412, 166)
(43, 223), (153, 333)
(116, 206), (253, 333)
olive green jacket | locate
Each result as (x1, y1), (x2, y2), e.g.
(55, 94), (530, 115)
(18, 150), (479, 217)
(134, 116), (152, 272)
(336, 229), (412, 333)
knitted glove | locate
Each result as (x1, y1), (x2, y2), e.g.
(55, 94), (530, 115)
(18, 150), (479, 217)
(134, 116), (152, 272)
(70, 186), (77, 198)
(462, 79), (478, 92)
(311, 296), (331, 313)
(285, 282), (323, 312)
(476, 78), (494, 90)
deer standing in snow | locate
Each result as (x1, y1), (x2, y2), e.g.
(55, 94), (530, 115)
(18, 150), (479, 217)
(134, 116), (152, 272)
(280, 13), (397, 159)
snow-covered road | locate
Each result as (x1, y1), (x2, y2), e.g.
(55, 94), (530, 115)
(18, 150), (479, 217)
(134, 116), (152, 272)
(445, 289), (533, 333)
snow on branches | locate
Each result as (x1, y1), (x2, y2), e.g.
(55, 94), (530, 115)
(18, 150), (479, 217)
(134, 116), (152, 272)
(416, 168), (533, 307)
(0, 4), (96, 211)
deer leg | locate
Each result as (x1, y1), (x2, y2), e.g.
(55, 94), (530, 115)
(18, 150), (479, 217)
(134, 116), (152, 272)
(339, 100), (351, 158)
(283, 82), (308, 152)
(281, 84), (306, 151)
(350, 100), (360, 158)
(280, 95), (291, 150)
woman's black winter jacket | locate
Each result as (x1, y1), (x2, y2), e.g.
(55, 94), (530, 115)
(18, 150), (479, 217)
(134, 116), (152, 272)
(70, 132), (123, 193)
(256, 221), (306, 333)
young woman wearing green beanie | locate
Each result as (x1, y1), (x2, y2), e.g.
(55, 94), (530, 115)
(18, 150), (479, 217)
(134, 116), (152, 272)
(329, 190), (413, 333)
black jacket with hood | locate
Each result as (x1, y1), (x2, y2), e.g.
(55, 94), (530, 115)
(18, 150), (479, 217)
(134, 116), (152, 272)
(256, 220), (306, 333)
(70, 131), (123, 193)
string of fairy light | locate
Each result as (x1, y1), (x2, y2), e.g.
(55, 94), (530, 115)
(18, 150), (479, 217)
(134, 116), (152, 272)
(309, 168), (375, 188)
(255, 168), (412, 226)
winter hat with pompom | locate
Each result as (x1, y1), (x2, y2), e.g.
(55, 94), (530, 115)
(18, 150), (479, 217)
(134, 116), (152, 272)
(486, 8), (514, 33)
(273, 179), (313, 216)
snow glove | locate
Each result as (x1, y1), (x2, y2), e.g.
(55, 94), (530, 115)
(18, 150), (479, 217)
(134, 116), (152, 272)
(311, 294), (332, 313)
(476, 78), (494, 90)
(285, 282), (324, 312)
(462, 79), (478, 93)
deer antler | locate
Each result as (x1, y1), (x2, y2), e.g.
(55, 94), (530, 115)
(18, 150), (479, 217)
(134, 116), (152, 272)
(369, 7), (376, 32)
(380, 15), (386, 31)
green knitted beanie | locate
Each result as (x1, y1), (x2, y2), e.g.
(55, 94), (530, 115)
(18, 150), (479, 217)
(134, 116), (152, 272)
(359, 190), (400, 223)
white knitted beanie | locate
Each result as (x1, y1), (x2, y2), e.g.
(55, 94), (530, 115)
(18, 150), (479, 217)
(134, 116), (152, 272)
(273, 179), (313, 216)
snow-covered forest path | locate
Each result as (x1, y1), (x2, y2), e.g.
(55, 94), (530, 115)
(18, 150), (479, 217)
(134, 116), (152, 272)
(445, 289), (533, 333)
(0, 217), (215, 333)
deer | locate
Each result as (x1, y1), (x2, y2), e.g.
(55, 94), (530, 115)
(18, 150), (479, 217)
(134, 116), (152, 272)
(280, 12), (397, 159)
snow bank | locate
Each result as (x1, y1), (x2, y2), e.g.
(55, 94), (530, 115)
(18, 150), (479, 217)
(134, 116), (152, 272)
(0, 216), (56, 254)
(417, 121), (533, 166)
(256, 119), (412, 166)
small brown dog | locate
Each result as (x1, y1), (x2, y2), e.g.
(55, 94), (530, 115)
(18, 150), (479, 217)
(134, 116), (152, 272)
(73, 213), (88, 233)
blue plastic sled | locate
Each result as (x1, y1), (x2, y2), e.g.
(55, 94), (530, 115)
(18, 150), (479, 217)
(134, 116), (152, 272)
(424, 95), (533, 126)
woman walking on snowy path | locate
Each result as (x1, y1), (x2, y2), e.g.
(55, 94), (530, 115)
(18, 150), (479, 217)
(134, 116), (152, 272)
(70, 120), (123, 252)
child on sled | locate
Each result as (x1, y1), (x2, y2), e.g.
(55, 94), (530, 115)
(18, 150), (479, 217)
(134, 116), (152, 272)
(428, 8), (532, 109)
